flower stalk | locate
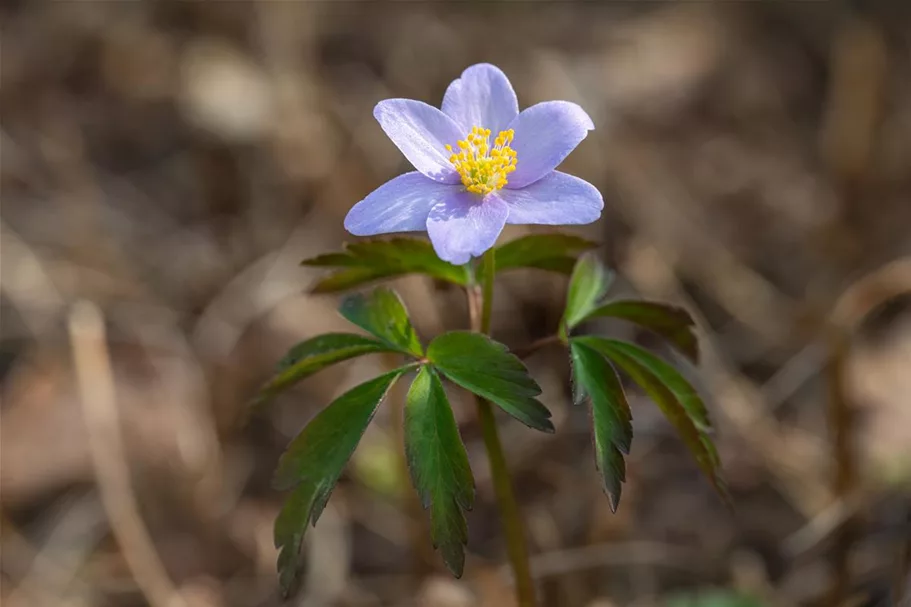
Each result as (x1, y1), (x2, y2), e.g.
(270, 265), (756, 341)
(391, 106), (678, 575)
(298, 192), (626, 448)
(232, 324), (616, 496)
(469, 249), (537, 607)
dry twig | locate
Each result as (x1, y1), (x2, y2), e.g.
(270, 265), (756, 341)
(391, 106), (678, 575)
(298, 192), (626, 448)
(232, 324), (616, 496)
(68, 301), (187, 607)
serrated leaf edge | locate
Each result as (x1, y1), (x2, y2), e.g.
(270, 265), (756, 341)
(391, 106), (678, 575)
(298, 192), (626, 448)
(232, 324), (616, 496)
(272, 368), (408, 595)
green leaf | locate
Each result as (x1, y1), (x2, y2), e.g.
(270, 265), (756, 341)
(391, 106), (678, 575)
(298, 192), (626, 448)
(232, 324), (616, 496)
(302, 237), (470, 293)
(562, 252), (614, 336)
(253, 333), (393, 406)
(575, 336), (727, 501)
(274, 483), (315, 595)
(404, 366), (475, 576)
(570, 341), (633, 511)
(665, 589), (766, 607)
(583, 338), (711, 432)
(427, 331), (554, 433)
(580, 300), (699, 363)
(273, 369), (404, 595)
(483, 233), (598, 279)
(339, 287), (423, 357)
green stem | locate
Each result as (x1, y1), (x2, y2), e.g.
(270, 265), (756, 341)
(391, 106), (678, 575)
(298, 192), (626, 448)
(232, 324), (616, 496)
(469, 249), (537, 607)
(480, 249), (495, 333)
(513, 334), (563, 360)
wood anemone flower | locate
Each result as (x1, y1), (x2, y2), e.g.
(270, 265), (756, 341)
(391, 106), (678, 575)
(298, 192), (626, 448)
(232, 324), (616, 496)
(344, 63), (603, 265)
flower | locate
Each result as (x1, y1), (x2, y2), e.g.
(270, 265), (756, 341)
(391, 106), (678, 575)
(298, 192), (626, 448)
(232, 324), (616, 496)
(344, 63), (603, 265)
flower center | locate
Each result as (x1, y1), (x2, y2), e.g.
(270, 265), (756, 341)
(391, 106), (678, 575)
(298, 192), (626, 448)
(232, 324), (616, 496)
(446, 126), (517, 195)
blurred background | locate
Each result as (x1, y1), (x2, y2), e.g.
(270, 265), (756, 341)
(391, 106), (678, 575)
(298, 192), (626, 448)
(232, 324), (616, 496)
(2, 2), (911, 606)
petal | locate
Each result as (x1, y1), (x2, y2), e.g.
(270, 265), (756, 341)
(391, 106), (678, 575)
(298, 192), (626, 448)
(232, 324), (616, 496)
(505, 101), (595, 189)
(374, 99), (464, 184)
(426, 193), (509, 265)
(441, 63), (519, 134)
(344, 172), (462, 235)
(492, 171), (603, 225)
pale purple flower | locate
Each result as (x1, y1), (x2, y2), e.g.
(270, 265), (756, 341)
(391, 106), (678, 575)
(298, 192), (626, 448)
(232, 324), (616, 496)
(344, 63), (603, 265)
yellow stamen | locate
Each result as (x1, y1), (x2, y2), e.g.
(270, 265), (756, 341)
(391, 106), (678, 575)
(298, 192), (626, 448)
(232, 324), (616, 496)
(448, 127), (518, 195)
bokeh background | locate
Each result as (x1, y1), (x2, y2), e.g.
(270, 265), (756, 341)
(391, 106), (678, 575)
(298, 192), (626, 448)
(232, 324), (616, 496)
(2, 2), (911, 606)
